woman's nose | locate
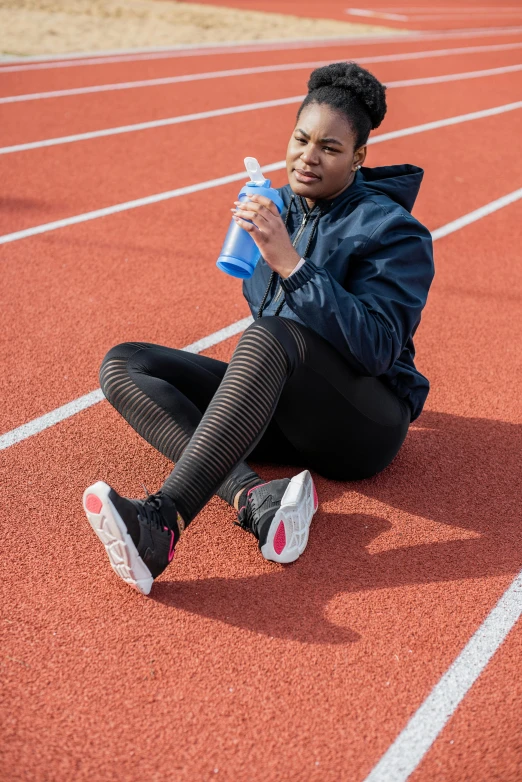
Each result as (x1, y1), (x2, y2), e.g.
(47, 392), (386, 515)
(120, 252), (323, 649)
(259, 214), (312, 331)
(300, 148), (319, 165)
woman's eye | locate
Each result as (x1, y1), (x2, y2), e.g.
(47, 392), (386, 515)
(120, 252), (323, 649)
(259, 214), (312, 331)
(294, 138), (337, 152)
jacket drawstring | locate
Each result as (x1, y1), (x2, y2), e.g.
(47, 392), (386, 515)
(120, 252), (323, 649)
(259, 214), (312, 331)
(257, 195), (323, 319)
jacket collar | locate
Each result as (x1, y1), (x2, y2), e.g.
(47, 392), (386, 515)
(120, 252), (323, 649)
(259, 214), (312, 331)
(284, 163), (425, 216)
(287, 170), (365, 217)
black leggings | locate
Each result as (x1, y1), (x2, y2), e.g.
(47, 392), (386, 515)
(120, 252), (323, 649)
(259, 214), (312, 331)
(100, 317), (410, 522)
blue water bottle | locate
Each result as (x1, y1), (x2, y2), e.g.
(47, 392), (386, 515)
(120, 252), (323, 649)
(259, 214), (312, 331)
(216, 157), (284, 279)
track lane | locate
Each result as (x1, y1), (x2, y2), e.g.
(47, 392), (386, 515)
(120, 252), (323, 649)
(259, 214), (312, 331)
(189, 0), (522, 32)
(2, 45), (521, 148)
(0, 71), (520, 236)
(1, 107), (521, 435)
(4, 26), (520, 782)
(1, 31), (522, 99)
(2, 202), (521, 782)
(2, 68), (522, 161)
(2, 34), (521, 779)
(3, 184), (521, 452)
(408, 621), (522, 782)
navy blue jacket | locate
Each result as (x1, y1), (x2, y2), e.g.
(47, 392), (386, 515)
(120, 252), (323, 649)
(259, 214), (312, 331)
(243, 164), (435, 421)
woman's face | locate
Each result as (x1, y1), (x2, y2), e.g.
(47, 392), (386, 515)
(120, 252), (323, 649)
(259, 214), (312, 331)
(286, 102), (366, 204)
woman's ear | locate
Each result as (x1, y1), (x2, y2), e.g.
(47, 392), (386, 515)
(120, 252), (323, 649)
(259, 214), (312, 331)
(353, 145), (367, 170)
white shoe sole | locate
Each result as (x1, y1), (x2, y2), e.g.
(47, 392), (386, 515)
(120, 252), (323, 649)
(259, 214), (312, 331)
(82, 481), (154, 596)
(259, 470), (318, 564)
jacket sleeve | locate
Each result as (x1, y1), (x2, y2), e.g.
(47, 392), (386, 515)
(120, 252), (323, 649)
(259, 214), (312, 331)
(280, 211), (434, 376)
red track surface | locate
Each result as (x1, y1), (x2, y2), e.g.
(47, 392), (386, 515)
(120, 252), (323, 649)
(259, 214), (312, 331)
(1, 6), (521, 781)
(410, 623), (522, 780)
(186, 0), (522, 32)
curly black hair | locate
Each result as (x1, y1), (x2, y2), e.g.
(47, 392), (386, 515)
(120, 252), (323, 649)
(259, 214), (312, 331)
(297, 62), (387, 148)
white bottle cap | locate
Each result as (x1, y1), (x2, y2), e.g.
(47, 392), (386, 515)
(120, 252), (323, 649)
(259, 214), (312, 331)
(244, 157), (266, 184)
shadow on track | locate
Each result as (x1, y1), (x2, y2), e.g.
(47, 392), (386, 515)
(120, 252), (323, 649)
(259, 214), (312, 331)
(152, 409), (522, 644)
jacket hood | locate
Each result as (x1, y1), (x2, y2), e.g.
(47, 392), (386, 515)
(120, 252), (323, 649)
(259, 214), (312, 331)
(284, 163), (424, 215)
(359, 164), (424, 213)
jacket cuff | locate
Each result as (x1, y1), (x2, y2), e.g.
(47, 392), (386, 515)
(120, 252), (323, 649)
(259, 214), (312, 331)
(281, 260), (318, 293)
(287, 256), (307, 278)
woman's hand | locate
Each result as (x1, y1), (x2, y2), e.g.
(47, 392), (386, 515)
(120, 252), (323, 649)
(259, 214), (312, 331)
(232, 194), (301, 278)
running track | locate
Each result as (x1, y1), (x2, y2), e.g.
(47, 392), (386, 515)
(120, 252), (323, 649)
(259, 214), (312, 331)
(190, 0), (522, 32)
(1, 8), (521, 782)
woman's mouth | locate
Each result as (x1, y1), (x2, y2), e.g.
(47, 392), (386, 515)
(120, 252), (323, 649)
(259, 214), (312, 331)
(294, 169), (320, 184)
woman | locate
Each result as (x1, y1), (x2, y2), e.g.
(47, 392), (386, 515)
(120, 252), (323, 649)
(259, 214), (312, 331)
(83, 62), (434, 596)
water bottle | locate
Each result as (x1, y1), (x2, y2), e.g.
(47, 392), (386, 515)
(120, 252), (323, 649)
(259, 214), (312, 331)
(216, 157), (284, 279)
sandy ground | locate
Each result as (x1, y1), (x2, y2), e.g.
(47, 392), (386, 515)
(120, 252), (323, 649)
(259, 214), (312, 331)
(0, 0), (402, 56)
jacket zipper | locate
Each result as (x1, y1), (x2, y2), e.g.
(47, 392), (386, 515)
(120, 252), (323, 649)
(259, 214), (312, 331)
(273, 210), (313, 303)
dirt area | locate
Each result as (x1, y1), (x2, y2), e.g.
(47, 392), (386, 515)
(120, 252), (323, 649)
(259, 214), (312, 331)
(0, 0), (402, 57)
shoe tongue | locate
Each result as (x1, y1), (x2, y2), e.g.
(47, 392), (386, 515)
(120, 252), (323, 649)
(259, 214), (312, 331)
(249, 479), (290, 511)
(246, 479), (290, 532)
(154, 492), (181, 531)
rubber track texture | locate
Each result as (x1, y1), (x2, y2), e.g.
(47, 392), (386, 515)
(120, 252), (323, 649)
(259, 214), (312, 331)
(2, 25), (522, 782)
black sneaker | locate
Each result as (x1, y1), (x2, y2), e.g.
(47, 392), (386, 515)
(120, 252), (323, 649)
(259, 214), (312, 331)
(82, 481), (184, 595)
(236, 470), (318, 563)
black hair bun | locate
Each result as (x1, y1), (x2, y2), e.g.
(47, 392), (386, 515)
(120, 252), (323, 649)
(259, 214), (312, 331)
(307, 62), (387, 129)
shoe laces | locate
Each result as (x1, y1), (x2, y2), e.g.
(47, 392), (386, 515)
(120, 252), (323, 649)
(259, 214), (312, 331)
(138, 487), (174, 533)
(234, 483), (271, 536)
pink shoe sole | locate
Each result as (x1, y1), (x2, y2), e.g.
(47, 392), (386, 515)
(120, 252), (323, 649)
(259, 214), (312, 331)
(82, 481), (154, 596)
(260, 470), (318, 564)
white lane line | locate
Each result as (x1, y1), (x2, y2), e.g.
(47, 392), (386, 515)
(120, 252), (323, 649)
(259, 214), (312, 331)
(384, 62), (522, 88)
(347, 5), (522, 16)
(0, 317), (254, 451)
(347, 9), (410, 21)
(2, 63), (521, 156)
(387, 5), (522, 9)
(347, 7), (522, 21)
(367, 40), (522, 61)
(389, 5), (521, 8)
(0, 65), (302, 105)
(364, 570), (522, 782)
(0, 97), (305, 154)
(0, 166), (268, 245)
(364, 101), (522, 142)
(1, 100), (520, 246)
(1, 186), (521, 451)
(0, 35), (414, 71)
(431, 188), (522, 240)
(398, 13), (522, 21)
(0, 35), (405, 66)
(4, 27), (522, 71)
(3, 42), (522, 104)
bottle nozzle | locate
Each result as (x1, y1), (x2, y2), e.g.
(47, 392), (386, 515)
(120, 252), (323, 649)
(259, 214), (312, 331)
(244, 157), (266, 184)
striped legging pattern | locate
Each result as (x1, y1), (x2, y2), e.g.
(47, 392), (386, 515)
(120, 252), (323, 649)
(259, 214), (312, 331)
(161, 320), (293, 522)
(99, 342), (262, 507)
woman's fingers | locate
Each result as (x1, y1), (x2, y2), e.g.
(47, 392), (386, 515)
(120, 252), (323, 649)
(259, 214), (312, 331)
(232, 215), (251, 231)
(232, 215), (264, 237)
(247, 194), (280, 216)
(233, 201), (271, 224)
(232, 209), (271, 233)
(231, 194), (281, 241)
(232, 208), (256, 224)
